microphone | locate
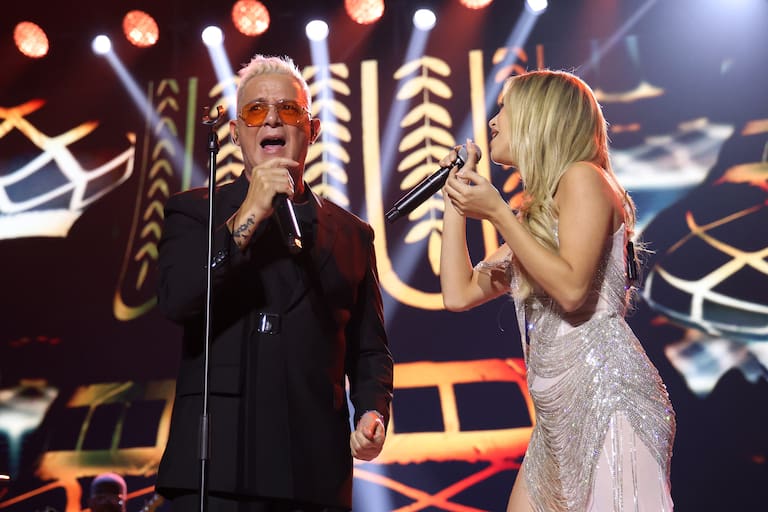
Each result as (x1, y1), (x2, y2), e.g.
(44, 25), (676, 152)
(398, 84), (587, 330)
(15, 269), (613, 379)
(385, 144), (480, 223)
(272, 193), (302, 254)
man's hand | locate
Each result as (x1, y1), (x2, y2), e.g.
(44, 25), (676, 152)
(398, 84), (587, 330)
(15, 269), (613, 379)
(350, 411), (386, 461)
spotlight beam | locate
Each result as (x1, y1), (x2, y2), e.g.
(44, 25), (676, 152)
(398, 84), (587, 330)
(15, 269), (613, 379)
(578, 0), (660, 75)
(203, 28), (238, 121)
(98, 48), (192, 183)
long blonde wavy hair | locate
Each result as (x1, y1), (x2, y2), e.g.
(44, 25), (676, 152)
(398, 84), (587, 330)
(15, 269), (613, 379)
(501, 70), (638, 298)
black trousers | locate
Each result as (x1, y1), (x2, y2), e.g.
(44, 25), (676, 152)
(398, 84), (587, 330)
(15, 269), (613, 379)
(169, 493), (349, 512)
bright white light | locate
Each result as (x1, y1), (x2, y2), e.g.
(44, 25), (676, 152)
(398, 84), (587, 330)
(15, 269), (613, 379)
(91, 34), (112, 55)
(305, 20), (329, 41)
(413, 8), (437, 31)
(201, 25), (224, 47)
(526, 0), (548, 13)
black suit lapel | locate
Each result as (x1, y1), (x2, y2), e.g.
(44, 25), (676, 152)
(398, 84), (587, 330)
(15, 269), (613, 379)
(283, 191), (338, 311)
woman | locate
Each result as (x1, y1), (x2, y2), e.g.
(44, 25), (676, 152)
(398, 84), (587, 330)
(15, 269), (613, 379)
(440, 70), (675, 511)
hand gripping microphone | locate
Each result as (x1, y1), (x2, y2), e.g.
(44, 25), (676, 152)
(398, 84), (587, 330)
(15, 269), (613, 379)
(385, 144), (480, 223)
(273, 193), (302, 254)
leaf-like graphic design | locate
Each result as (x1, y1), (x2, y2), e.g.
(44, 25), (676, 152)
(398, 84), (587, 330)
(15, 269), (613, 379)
(156, 97), (179, 113)
(409, 198), (445, 219)
(398, 146), (452, 172)
(395, 56), (451, 79)
(147, 180), (169, 198)
(154, 118), (178, 136)
(400, 126), (455, 152)
(320, 121), (352, 142)
(312, 183), (349, 206)
(152, 139), (177, 158)
(210, 78), (239, 98)
(137, 260), (149, 289)
(401, 102), (453, 128)
(215, 162), (244, 178)
(214, 167), (238, 184)
(428, 230), (442, 275)
(329, 63), (350, 78)
(309, 79), (351, 97)
(149, 160), (173, 179)
(135, 242), (158, 260)
(218, 144), (243, 162)
(215, 123), (231, 139)
(304, 161), (349, 184)
(145, 200), (164, 220)
(308, 143), (350, 163)
(141, 222), (162, 239)
(397, 76), (452, 101)
(157, 79), (180, 95)
(404, 218), (442, 243)
(395, 59), (427, 79)
(314, 98), (352, 122)
(303, 63), (350, 82)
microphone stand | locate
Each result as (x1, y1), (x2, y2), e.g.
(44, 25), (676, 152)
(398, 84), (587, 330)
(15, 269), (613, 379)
(198, 105), (225, 512)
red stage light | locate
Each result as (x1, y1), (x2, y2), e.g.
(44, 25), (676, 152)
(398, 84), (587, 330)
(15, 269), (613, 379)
(14, 21), (49, 58)
(123, 10), (159, 48)
(232, 0), (270, 36)
(459, 0), (494, 8)
(345, 0), (385, 25)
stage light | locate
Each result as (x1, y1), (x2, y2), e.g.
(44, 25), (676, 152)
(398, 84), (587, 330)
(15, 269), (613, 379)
(413, 8), (436, 31)
(459, 0), (494, 8)
(202, 26), (224, 47)
(92, 35), (112, 55)
(306, 20), (329, 42)
(232, 0), (270, 36)
(122, 10), (159, 48)
(345, 0), (385, 25)
(13, 21), (49, 58)
(526, 0), (548, 13)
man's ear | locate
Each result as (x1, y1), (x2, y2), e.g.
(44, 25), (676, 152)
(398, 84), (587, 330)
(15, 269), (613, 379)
(230, 120), (239, 145)
(309, 118), (321, 143)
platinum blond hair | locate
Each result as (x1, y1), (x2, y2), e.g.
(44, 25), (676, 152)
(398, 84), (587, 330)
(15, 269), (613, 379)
(501, 70), (638, 298)
(236, 54), (312, 112)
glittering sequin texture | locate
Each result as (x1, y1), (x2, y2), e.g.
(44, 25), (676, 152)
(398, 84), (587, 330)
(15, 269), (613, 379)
(477, 226), (675, 511)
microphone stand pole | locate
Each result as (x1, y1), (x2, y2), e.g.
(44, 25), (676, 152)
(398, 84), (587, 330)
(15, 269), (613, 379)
(198, 105), (225, 512)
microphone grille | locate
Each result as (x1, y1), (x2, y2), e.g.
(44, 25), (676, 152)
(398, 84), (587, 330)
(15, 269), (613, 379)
(456, 143), (481, 167)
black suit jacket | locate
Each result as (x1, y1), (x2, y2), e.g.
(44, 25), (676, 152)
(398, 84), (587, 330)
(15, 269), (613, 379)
(155, 174), (393, 509)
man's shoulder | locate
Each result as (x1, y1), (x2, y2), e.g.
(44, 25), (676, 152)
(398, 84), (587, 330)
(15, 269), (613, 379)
(320, 198), (373, 234)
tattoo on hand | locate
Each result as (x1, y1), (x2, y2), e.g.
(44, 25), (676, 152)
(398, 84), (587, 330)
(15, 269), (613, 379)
(232, 215), (255, 247)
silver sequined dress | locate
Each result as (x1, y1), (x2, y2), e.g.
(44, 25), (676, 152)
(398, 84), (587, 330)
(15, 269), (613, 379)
(480, 225), (675, 511)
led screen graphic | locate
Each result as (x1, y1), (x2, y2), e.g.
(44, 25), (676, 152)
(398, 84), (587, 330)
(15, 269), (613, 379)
(1, 1), (767, 511)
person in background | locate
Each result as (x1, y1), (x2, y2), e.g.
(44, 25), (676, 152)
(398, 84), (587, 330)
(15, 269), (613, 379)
(439, 70), (675, 511)
(89, 472), (126, 512)
(154, 54), (393, 512)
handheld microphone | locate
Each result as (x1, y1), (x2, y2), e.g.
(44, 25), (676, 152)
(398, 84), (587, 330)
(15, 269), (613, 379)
(273, 193), (302, 254)
(385, 144), (480, 223)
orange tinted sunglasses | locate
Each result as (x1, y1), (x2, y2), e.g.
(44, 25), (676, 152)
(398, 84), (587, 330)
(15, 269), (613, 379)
(239, 100), (309, 127)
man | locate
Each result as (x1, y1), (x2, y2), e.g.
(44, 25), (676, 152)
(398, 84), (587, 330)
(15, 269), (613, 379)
(89, 473), (126, 512)
(154, 54), (393, 512)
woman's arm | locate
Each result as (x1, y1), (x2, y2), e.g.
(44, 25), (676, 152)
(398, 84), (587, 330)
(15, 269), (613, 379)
(439, 147), (514, 311)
